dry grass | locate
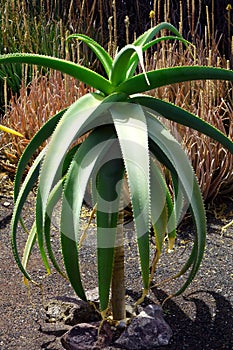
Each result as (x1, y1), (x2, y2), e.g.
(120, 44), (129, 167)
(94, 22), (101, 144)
(0, 0), (233, 200)
(131, 0), (233, 201)
(0, 70), (93, 173)
(143, 35), (233, 201)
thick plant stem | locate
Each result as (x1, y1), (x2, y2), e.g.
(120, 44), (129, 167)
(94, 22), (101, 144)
(111, 209), (126, 320)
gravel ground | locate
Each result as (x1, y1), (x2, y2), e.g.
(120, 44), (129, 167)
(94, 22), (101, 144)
(0, 177), (232, 350)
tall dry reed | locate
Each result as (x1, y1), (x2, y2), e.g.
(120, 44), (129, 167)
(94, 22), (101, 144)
(1, 0), (233, 200)
(0, 71), (93, 173)
(144, 23), (233, 201)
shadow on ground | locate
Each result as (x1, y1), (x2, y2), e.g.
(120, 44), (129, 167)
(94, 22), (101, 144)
(152, 288), (233, 350)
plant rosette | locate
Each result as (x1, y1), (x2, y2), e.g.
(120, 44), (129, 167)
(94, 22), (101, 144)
(1, 22), (233, 322)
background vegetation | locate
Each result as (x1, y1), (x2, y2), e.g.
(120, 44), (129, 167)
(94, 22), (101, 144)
(0, 0), (233, 201)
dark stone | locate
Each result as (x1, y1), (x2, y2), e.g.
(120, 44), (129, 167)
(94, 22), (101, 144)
(61, 321), (113, 350)
(45, 299), (100, 325)
(115, 304), (172, 349)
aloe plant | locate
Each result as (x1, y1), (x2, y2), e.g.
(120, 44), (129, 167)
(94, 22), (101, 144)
(1, 22), (233, 321)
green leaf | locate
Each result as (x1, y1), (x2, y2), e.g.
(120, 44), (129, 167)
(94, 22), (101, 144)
(117, 66), (233, 95)
(60, 125), (119, 301)
(67, 34), (113, 78)
(150, 158), (176, 254)
(11, 148), (47, 282)
(44, 179), (67, 279)
(21, 221), (37, 277)
(133, 22), (182, 46)
(0, 53), (112, 95)
(14, 109), (66, 201)
(142, 36), (192, 52)
(110, 103), (150, 291)
(110, 45), (149, 86)
(147, 114), (206, 295)
(126, 22), (185, 79)
(44, 145), (83, 278)
(60, 235), (86, 300)
(36, 93), (104, 241)
(132, 95), (233, 154)
(150, 159), (168, 254)
(12, 110), (67, 281)
(96, 157), (124, 312)
(36, 92), (126, 248)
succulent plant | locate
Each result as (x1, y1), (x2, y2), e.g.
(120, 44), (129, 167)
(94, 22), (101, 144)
(1, 23), (233, 320)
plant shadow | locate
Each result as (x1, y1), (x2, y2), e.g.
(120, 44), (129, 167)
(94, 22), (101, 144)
(152, 287), (233, 350)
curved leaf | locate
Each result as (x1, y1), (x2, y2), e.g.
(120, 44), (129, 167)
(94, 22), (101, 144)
(11, 148), (47, 282)
(117, 66), (233, 95)
(43, 145), (81, 278)
(0, 53), (112, 95)
(110, 103), (150, 291)
(133, 22), (182, 47)
(126, 35), (192, 80)
(60, 125), (119, 301)
(132, 95), (233, 154)
(150, 160), (168, 254)
(126, 22), (185, 79)
(110, 45), (149, 86)
(148, 135), (185, 225)
(150, 134), (200, 291)
(150, 158), (176, 254)
(147, 114), (206, 296)
(67, 34), (113, 78)
(36, 93), (104, 241)
(44, 178), (67, 278)
(36, 92), (127, 248)
(96, 157), (124, 312)
(142, 36), (192, 52)
(21, 221), (37, 277)
(14, 109), (66, 201)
